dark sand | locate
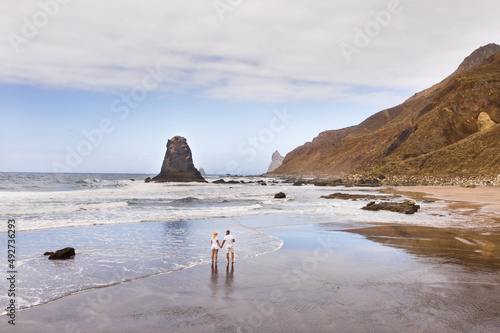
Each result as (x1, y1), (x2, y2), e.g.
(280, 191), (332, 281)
(3, 219), (500, 333)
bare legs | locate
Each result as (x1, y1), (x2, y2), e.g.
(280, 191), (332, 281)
(212, 249), (219, 263)
(226, 252), (234, 263)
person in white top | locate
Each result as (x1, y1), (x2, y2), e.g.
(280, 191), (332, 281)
(221, 230), (236, 263)
(211, 232), (222, 263)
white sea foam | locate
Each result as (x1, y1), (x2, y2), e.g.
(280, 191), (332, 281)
(0, 173), (492, 315)
(0, 218), (283, 315)
(0, 176), (486, 232)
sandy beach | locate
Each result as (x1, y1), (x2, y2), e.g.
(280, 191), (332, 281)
(386, 186), (500, 227)
(3, 214), (499, 333)
(396, 186), (500, 212)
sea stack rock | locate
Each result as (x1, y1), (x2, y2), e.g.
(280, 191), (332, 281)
(152, 136), (207, 183)
(267, 150), (284, 173)
(199, 168), (206, 176)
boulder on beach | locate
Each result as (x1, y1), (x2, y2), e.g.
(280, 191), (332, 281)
(152, 136), (207, 183)
(46, 247), (76, 260)
(274, 192), (286, 199)
(321, 193), (396, 201)
(362, 201), (420, 214)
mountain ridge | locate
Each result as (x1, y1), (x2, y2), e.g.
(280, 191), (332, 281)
(269, 43), (500, 178)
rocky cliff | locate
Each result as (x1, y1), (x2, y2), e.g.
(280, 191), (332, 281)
(152, 136), (207, 183)
(267, 150), (284, 172)
(270, 44), (500, 178)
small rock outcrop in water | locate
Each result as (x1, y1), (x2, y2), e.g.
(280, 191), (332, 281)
(45, 247), (76, 260)
(267, 150), (284, 172)
(152, 136), (206, 183)
(274, 192), (286, 199)
(362, 201), (420, 214)
(321, 193), (395, 201)
(199, 168), (206, 176)
(213, 179), (241, 184)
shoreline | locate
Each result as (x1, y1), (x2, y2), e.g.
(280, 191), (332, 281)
(2, 184), (500, 331)
(393, 185), (500, 214)
(3, 221), (499, 332)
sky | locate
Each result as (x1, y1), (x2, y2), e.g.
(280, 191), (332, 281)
(0, 0), (499, 175)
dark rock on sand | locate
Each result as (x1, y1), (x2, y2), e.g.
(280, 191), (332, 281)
(48, 247), (76, 260)
(293, 181), (304, 186)
(344, 178), (381, 187)
(321, 193), (395, 201)
(152, 136), (206, 183)
(274, 192), (286, 199)
(362, 201), (421, 214)
(44, 252), (53, 256)
(312, 179), (344, 187)
(145, 177), (152, 183)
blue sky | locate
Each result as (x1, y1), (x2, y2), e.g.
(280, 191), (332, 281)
(1, 0), (499, 174)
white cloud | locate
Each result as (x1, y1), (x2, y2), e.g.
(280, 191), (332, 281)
(1, 0), (499, 103)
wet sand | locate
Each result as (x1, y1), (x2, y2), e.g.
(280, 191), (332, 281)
(3, 220), (500, 333)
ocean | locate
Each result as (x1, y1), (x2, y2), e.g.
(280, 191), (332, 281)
(0, 172), (483, 314)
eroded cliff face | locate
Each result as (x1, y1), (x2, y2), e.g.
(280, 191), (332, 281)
(270, 44), (500, 177)
(267, 150), (284, 172)
(152, 136), (206, 183)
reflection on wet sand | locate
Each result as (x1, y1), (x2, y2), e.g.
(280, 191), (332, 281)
(225, 263), (234, 298)
(211, 263), (219, 296)
(342, 225), (500, 271)
(210, 263), (235, 298)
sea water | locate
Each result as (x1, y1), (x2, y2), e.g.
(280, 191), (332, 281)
(0, 172), (487, 314)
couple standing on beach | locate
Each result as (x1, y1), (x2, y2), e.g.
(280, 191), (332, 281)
(211, 230), (235, 263)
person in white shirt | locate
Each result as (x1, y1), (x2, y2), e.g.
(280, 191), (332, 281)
(210, 232), (222, 263)
(221, 230), (235, 263)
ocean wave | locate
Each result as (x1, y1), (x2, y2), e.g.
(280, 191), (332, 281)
(1, 199), (129, 217)
(0, 175), (493, 234)
(0, 219), (283, 315)
(171, 196), (200, 204)
(76, 178), (130, 189)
